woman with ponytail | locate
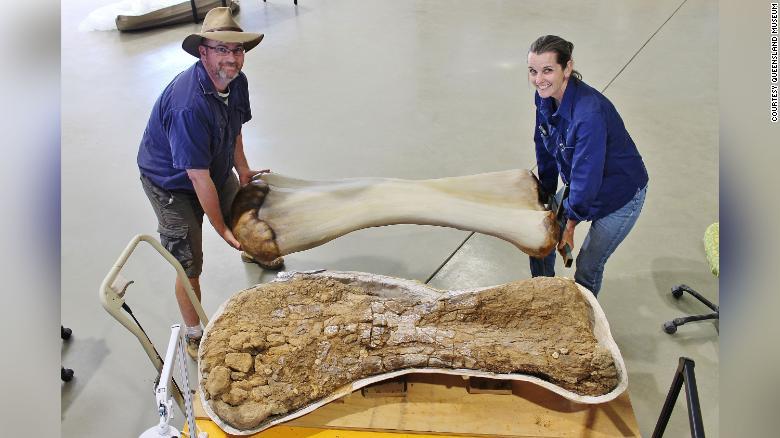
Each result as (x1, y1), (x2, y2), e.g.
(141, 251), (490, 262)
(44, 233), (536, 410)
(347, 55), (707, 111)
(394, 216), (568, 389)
(527, 35), (649, 297)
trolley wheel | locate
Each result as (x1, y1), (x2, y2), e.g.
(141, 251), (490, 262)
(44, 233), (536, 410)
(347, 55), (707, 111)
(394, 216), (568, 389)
(61, 367), (74, 382)
(671, 286), (684, 299)
(61, 326), (72, 340)
(663, 321), (678, 334)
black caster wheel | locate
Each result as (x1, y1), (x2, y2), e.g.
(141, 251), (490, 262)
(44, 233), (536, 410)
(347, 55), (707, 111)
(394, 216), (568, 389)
(61, 326), (72, 340)
(663, 321), (678, 334)
(61, 367), (74, 382)
(671, 286), (684, 299)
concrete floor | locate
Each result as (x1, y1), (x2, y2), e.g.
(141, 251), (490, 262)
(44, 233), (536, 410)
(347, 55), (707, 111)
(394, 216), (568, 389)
(62, 0), (718, 436)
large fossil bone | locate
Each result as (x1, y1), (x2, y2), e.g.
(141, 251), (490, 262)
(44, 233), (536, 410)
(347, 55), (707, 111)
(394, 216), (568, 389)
(198, 271), (627, 435)
(230, 169), (558, 267)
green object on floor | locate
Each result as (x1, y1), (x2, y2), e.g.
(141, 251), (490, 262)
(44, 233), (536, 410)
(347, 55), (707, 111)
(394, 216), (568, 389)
(703, 222), (719, 277)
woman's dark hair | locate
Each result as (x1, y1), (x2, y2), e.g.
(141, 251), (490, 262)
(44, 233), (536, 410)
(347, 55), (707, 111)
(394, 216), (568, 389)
(529, 35), (582, 81)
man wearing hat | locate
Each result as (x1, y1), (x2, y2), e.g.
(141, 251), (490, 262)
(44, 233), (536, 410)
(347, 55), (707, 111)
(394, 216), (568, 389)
(137, 7), (276, 358)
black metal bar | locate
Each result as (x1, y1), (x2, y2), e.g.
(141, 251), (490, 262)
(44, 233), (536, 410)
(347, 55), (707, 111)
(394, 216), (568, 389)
(122, 303), (186, 413)
(652, 357), (706, 438)
(673, 313), (719, 326)
(682, 287), (719, 312)
(652, 359), (685, 438)
(683, 360), (706, 438)
(189, 0), (199, 23)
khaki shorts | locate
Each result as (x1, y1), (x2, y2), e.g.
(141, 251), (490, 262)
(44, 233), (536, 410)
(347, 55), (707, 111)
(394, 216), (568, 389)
(140, 173), (239, 277)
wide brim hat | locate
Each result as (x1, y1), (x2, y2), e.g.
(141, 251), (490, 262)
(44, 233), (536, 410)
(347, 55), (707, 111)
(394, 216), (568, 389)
(182, 6), (264, 58)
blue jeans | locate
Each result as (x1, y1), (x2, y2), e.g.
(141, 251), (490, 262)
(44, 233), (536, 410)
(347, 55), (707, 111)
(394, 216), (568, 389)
(530, 185), (647, 297)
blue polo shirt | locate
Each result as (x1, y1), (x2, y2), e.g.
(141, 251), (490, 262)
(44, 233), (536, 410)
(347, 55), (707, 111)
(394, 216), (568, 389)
(534, 78), (648, 221)
(137, 61), (252, 192)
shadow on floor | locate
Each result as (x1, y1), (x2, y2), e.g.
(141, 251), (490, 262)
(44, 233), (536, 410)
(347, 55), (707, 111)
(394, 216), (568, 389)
(61, 336), (111, 415)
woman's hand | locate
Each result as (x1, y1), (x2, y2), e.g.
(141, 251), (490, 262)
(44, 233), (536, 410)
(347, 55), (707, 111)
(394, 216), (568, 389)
(558, 218), (578, 257)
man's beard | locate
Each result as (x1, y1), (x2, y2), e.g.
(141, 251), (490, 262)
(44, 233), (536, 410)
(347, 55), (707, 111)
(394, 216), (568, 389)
(216, 62), (241, 81)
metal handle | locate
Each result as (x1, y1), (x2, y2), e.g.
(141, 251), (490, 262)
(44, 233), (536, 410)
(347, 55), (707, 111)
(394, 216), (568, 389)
(98, 234), (209, 414)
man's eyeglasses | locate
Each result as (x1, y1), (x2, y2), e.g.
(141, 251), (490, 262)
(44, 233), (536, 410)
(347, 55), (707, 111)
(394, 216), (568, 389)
(202, 45), (245, 56)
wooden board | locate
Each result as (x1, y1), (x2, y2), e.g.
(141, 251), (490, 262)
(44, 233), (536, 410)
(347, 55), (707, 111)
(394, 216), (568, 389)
(193, 373), (640, 437)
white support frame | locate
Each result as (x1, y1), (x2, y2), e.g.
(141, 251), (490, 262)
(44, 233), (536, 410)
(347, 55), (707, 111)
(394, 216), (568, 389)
(99, 234), (209, 412)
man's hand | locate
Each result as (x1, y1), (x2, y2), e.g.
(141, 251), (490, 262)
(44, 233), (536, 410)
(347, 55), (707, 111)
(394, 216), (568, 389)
(238, 168), (270, 187)
(220, 228), (242, 250)
(187, 168), (244, 251)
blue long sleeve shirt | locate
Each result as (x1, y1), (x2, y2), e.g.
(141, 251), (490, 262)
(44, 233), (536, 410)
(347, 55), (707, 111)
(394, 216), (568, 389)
(138, 61), (252, 192)
(534, 78), (648, 221)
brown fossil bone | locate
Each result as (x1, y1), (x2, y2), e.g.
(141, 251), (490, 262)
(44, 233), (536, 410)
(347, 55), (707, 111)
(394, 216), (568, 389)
(230, 169), (558, 266)
(198, 271), (627, 435)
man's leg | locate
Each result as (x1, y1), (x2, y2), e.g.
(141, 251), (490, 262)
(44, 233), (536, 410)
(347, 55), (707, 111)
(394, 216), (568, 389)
(158, 201), (204, 325)
(175, 276), (201, 327)
(175, 275), (205, 358)
(574, 185), (647, 296)
(141, 174), (205, 331)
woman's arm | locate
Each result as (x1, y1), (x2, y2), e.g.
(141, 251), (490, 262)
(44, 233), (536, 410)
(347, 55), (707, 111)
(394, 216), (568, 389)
(565, 111), (608, 221)
(534, 111), (558, 196)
